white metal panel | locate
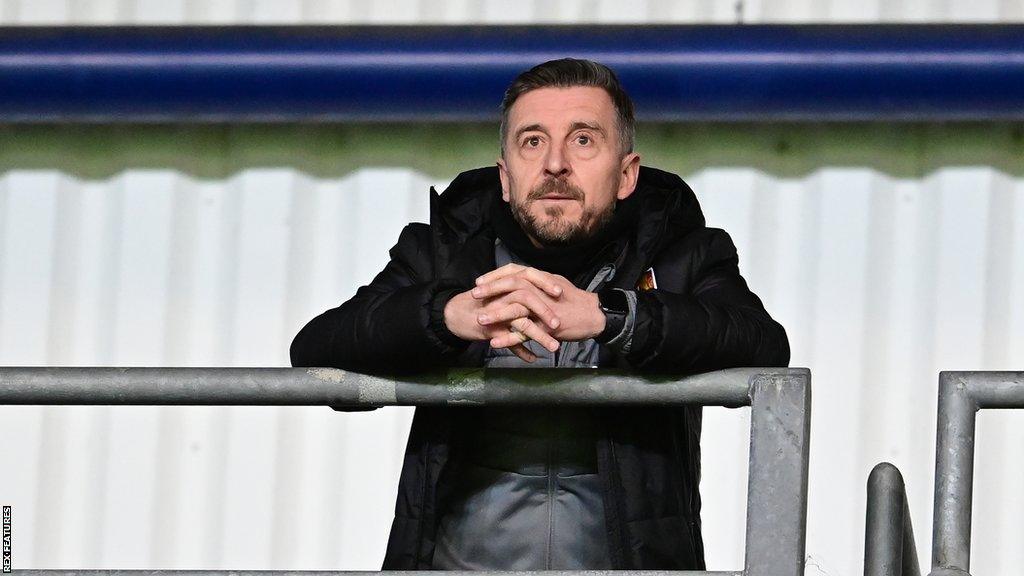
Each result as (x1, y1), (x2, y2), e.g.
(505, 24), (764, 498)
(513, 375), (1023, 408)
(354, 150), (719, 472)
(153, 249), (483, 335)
(0, 172), (58, 364)
(814, 169), (874, 572)
(2, 0), (1024, 23)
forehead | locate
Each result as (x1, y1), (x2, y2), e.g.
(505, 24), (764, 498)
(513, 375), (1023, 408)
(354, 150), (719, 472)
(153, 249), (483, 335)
(508, 86), (616, 131)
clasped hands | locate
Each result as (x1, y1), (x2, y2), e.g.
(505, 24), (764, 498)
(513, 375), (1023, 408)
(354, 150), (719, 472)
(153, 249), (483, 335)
(443, 263), (606, 362)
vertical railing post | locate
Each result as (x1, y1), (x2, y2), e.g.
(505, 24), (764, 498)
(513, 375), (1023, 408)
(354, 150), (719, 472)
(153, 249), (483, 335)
(743, 369), (811, 576)
(929, 372), (978, 576)
(866, 463), (907, 576)
(865, 462), (921, 576)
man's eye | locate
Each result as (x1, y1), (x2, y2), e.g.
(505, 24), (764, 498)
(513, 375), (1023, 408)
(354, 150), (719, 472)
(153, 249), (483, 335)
(524, 136), (541, 147)
(576, 135), (591, 146)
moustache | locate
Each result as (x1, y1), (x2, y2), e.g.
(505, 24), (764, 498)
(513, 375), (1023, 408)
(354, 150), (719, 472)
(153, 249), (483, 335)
(527, 178), (584, 202)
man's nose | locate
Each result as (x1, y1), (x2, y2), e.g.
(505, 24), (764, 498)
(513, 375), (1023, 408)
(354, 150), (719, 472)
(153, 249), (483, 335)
(543, 143), (571, 178)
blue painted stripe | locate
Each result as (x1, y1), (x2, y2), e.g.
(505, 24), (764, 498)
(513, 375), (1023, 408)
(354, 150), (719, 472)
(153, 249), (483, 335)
(1, 25), (1023, 122)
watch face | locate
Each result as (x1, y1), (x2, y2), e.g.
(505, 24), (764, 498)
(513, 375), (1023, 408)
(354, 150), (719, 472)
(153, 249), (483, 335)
(599, 288), (629, 315)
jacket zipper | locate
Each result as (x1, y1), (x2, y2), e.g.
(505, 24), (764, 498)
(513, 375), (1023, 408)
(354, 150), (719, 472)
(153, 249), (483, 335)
(606, 436), (631, 567)
(546, 430), (556, 568)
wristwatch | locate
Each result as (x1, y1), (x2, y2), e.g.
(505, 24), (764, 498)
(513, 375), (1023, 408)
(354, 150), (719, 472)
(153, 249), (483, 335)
(595, 287), (629, 343)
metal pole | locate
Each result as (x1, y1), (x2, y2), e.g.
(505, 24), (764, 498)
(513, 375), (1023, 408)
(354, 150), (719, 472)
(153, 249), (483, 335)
(866, 463), (905, 576)
(865, 462), (921, 576)
(0, 367), (763, 408)
(930, 372), (978, 575)
(926, 371), (1024, 576)
(743, 369), (811, 576)
(960, 371), (1024, 409)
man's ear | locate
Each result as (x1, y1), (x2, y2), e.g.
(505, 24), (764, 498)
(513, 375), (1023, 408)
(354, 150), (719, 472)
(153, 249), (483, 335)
(616, 152), (641, 200)
(496, 157), (511, 202)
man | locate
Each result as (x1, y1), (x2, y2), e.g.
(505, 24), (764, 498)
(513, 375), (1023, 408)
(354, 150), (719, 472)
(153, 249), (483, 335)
(291, 58), (789, 570)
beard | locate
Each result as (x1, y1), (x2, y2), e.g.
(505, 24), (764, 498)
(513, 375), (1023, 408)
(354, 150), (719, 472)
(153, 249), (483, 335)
(509, 177), (616, 247)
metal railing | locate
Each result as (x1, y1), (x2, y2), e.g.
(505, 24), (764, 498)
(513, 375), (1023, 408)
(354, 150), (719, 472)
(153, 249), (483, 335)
(864, 462), (921, 576)
(0, 366), (810, 576)
(862, 371), (1024, 576)
(5, 26), (1024, 122)
(929, 371), (1024, 576)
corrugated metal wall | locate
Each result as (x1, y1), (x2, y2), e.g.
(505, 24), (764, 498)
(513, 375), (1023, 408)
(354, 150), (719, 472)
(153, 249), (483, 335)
(0, 4), (1023, 576)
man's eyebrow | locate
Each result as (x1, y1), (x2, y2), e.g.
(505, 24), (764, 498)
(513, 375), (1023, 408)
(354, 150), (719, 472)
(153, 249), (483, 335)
(569, 121), (606, 136)
(513, 123), (546, 141)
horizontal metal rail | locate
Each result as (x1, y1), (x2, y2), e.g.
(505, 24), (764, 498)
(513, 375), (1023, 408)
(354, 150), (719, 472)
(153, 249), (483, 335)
(0, 366), (769, 407)
(865, 462), (921, 576)
(2, 25), (1024, 122)
(0, 366), (810, 576)
(930, 371), (1024, 576)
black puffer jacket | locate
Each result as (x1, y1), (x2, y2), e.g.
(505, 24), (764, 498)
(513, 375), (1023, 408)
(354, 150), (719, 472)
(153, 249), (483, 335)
(290, 166), (790, 570)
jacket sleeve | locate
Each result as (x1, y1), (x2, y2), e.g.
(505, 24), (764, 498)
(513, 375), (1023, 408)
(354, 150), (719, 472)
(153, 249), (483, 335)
(289, 223), (470, 374)
(625, 229), (790, 373)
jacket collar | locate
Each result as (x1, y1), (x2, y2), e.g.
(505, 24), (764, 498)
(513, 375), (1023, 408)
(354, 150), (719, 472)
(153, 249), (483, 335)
(429, 165), (706, 282)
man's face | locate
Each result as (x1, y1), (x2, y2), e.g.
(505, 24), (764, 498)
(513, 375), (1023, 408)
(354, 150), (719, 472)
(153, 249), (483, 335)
(497, 86), (640, 247)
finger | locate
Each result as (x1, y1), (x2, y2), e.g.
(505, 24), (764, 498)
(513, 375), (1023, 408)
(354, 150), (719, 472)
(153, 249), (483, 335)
(473, 281), (559, 330)
(508, 289), (560, 330)
(478, 302), (530, 326)
(520, 268), (564, 298)
(508, 343), (537, 363)
(488, 325), (530, 349)
(475, 263), (527, 287)
(474, 272), (563, 300)
(510, 317), (560, 353)
(478, 289), (560, 330)
(471, 275), (524, 299)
